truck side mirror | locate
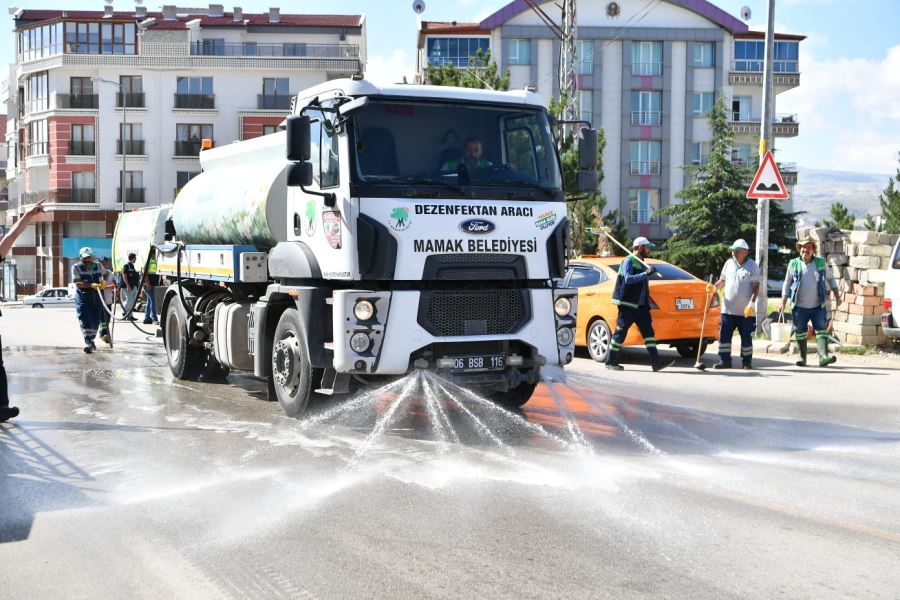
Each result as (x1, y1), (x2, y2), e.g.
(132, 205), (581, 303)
(286, 115), (311, 162)
(576, 127), (599, 193)
(287, 162), (313, 188)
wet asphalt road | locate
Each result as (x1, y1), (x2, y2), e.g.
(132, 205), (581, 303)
(2, 308), (900, 599)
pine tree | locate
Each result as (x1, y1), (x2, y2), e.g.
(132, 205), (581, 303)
(879, 152), (900, 234)
(656, 92), (755, 278)
(815, 202), (856, 230)
(424, 49), (510, 91)
(864, 213), (881, 232)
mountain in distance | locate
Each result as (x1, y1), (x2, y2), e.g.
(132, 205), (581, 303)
(790, 167), (889, 227)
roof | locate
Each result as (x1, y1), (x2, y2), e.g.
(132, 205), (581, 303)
(294, 78), (545, 109)
(479, 0), (749, 34)
(15, 10), (363, 31)
(418, 20), (490, 48)
(735, 31), (807, 41)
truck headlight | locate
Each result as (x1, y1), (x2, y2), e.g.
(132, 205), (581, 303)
(554, 297), (572, 317)
(354, 299), (375, 321)
(350, 332), (372, 353)
(556, 327), (574, 346)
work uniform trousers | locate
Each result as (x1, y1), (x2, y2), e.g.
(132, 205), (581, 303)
(792, 305), (829, 349)
(605, 305), (661, 366)
(0, 335), (8, 407)
(718, 313), (755, 367)
(75, 293), (102, 346)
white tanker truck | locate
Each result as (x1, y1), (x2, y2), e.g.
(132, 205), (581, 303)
(142, 78), (598, 417)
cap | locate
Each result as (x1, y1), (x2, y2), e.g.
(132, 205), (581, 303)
(632, 236), (656, 249)
(729, 239), (750, 251)
(795, 235), (817, 252)
(79, 246), (94, 258)
(99, 256), (110, 262)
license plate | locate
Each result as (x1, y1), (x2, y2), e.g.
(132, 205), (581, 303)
(675, 298), (694, 310)
(448, 354), (505, 373)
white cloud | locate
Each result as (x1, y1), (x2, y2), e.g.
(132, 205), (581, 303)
(778, 44), (900, 174)
(365, 49), (416, 85)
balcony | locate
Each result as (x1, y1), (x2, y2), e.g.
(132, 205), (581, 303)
(117, 92), (146, 108)
(174, 141), (205, 156)
(630, 161), (661, 176)
(15, 189), (96, 207)
(728, 114), (799, 138)
(68, 141), (95, 156)
(256, 95), (293, 110)
(190, 42), (360, 59)
(729, 60), (800, 88)
(56, 94), (99, 109)
(632, 62), (662, 76)
(116, 140), (146, 155)
(778, 161), (798, 185)
(630, 209), (659, 224)
(117, 188), (145, 204)
(630, 111), (662, 126)
(174, 94), (215, 110)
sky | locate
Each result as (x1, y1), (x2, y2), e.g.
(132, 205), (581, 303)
(2, 0), (898, 175)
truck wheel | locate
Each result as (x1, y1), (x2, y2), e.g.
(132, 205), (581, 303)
(271, 308), (315, 418)
(164, 299), (203, 380)
(492, 381), (537, 409)
(587, 319), (612, 363)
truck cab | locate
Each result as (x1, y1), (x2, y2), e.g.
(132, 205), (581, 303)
(154, 79), (597, 417)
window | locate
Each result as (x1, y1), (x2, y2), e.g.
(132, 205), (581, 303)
(119, 123), (144, 154)
(567, 266), (606, 288)
(120, 171), (144, 203)
(731, 143), (753, 167)
(691, 141), (710, 166)
(611, 262), (694, 281)
(692, 91), (714, 116)
(731, 95), (751, 121)
(308, 109), (340, 189)
(175, 124), (214, 155)
(73, 171), (94, 190)
(282, 43), (306, 57)
(577, 40), (594, 74)
(631, 41), (662, 76)
(118, 75), (144, 107)
(693, 42), (714, 67)
(243, 42), (257, 56)
(25, 71), (49, 114)
(263, 125), (280, 136)
(578, 90), (593, 126)
(67, 77), (97, 109)
(175, 77), (214, 109)
(196, 39), (225, 55)
(261, 78), (290, 110)
(630, 91), (661, 125)
(734, 40), (799, 72)
(177, 171), (200, 188)
(507, 39), (531, 65)
(64, 22), (136, 55)
(70, 124), (95, 155)
(630, 141), (661, 175)
(27, 119), (48, 156)
(18, 23), (64, 60)
(427, 37), (490, 67)
(629, 189), (660, 223)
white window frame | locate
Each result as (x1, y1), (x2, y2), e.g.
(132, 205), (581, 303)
(508, 39), (531, 65)
(629, 189), (660, 223)
(692, 91), (714, 116)
(577, 40), (593, 74)
(691, 141), (710, 166)
(631, 91), (662, 125)
(693, 42), (714, 67)
(630, 141), (661, 175)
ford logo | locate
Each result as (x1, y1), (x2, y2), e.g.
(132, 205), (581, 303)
(459, 219), (495, 234)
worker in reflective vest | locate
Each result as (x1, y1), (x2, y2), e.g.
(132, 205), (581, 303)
(71, 247), (106, 354)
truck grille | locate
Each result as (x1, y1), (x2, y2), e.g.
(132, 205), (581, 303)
(418, 289), (530, 337)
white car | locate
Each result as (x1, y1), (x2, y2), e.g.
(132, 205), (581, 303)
(23, 287), (76, 308)
(883, 237), (900, 339)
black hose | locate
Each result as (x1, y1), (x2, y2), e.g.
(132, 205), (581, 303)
(174, 242), (196, 319)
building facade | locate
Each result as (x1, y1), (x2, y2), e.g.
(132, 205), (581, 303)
(2, 4), (365, 293)
(416, 0), (802, 240)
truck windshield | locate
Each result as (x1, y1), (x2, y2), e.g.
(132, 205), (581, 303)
(351, 99), (562, 199)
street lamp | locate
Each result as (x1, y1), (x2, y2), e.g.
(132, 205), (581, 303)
(91, 77), (127, 214)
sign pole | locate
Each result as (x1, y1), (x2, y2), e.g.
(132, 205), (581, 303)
(754, 0), (777, 332)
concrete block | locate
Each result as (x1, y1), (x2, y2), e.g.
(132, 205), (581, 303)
(833, 320), (859, 334)
(877, 232), (898, 246)
(846, 267), (859, 281)
(853, 284), (879, 296)
(846, 313), (882, 326)
(849, 230), (878, 244)
(826, 254), (847, 266)
(857, 244), (893, 257)
(866, 269), (889, 284)
(849, 255), (882, 269)
(821, 241), (834, 254)
(847, 303), (878, 316)
(854, 294), (883, 306)
(881, 257), (892, 270)
(846, 243), (858, 257)
(809, 227), (831, 242)
(843, 292), (857, 304)
(833, 311), (849, 322)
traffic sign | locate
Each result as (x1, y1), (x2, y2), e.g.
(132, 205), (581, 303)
(746, 150), (790, 200)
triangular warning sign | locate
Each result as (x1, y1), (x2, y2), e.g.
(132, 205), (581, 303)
(746, 150), (790, 200)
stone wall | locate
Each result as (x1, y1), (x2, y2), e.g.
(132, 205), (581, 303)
(797, 227), (899, 346)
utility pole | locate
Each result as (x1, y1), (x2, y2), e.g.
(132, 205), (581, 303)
(754, 0), (776, 331)
(558, 0), (578, 125)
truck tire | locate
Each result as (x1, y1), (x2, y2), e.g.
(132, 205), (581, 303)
(271, 308), (316, 418)
(492, 381), (537, 409)
(164, 298), (203, 380)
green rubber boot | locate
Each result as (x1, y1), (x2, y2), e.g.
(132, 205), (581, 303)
(795, 335), (808, 367)
(817, 332), (836, 367)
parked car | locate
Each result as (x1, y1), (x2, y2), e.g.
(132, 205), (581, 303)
(564, 257), (721, 362)
(23, 287), (75, 308)
(882, 237), (900, 339)
(767, 264), (787, 297)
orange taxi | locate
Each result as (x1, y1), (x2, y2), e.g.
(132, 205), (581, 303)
(564, 256), (720, 362)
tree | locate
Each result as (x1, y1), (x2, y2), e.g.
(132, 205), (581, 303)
(547, 95), (627, 256)
(424, 49), (510, 91)
(864, 213), (881, 232)
(879, 152), (900, 234)
(815, 202), (856, 230)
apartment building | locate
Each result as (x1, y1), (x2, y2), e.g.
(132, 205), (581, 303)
(2, 3), (366, 293)
(416, 0), (802, 240)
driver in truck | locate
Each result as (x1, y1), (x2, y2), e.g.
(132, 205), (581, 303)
(441, 137), (492, 171)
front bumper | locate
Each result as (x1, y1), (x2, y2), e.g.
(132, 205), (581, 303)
(331, 288), (577, 378)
